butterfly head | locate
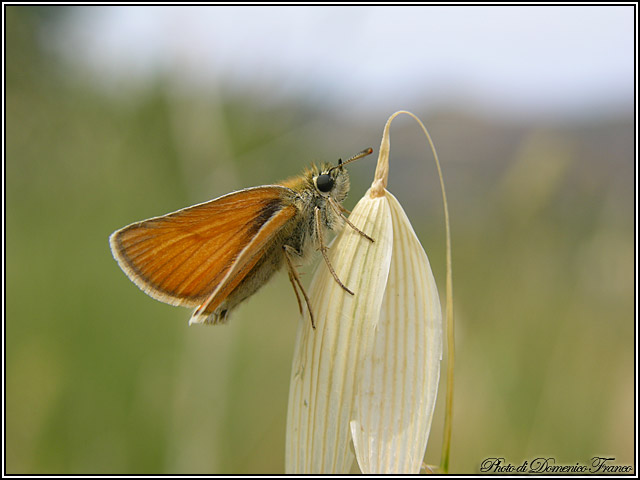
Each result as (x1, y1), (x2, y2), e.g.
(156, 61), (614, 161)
(281, 148), (373, 203)
(309, 161), (350, 202)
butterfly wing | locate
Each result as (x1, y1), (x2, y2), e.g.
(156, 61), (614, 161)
(109, 186), (297, 315)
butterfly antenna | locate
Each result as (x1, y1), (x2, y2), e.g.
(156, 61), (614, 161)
(331, 147), (373, 171)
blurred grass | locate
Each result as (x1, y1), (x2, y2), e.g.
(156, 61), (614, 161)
(5, 7), (635, 474)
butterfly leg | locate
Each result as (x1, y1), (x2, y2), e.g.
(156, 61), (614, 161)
(314, 206), (354, 295)
(328, 197), (375, 242)
(283, 245), (315, 330)
(287, 268), (304, 316)
(337, 203), (351, 215)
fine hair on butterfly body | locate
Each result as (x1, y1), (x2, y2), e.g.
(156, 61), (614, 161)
(109, 148), (374, 329)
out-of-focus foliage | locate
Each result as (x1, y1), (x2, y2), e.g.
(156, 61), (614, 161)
(5, 7), (634, 474)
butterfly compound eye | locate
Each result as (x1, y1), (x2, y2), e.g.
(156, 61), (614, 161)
(316, 174), (334, 193)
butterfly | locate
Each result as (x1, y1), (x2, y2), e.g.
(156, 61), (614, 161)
(109, 148), (374, 329)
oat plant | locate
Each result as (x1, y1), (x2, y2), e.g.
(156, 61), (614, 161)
(285, 111), (454, 474)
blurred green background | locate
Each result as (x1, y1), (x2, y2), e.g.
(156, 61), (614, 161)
(5, 6), (634, 474)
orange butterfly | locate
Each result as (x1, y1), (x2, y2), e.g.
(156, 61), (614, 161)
(109, 148), (374, 328)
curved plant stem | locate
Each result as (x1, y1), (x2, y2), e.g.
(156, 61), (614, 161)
(383, 111), (454, 473)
